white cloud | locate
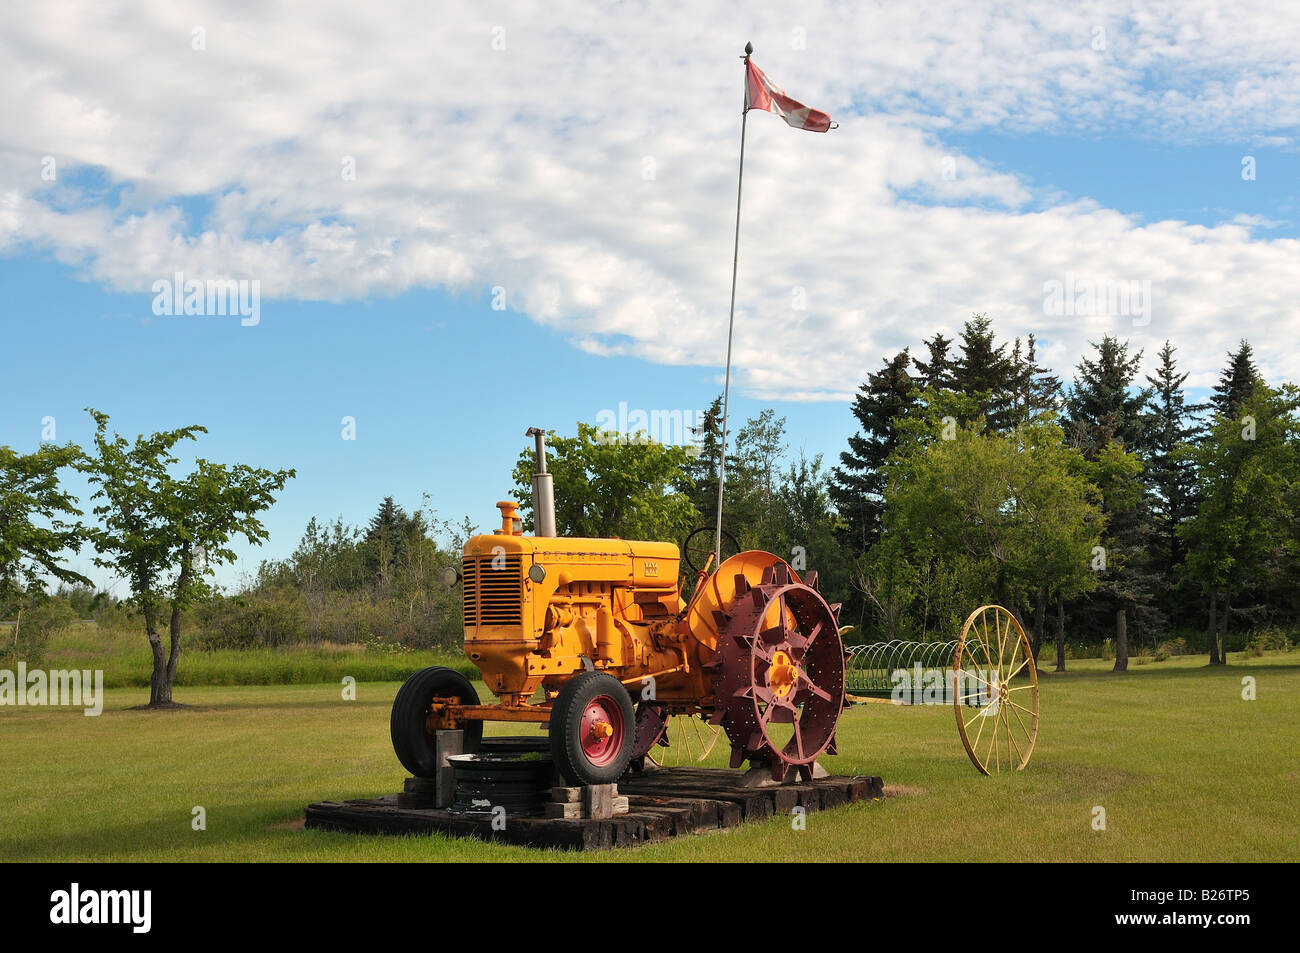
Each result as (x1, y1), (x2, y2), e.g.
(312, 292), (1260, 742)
(2, 0), (1299, 398)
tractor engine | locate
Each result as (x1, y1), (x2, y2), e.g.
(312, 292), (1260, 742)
(460, 503), (690, 706)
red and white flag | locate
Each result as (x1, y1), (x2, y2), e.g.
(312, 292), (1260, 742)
(744, 59), (836, 133)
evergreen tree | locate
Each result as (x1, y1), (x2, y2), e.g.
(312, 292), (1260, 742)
(1063, 337), (1160, 645)
(1025, 334), (1063, 422)
(912, 333), (955, 391)
(1143, 341), (1205, 623)
(830, 349), (916, 555)
(363, 497), (413, 584)
(685, 395), (725, 523)
(951, 314), (1018, 431)
(1063, 336), (1153, 457)
(1209, 340), (1259, 420)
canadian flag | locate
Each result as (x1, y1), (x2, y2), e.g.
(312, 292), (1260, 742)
(744, 59), (836, 133)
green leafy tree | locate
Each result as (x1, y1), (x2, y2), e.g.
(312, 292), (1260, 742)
(1085, 441), (1153, 670)
(1181, 383), (1300, 665)
(730, 409), (789, 551)
(772, 451), (849, 601)
(873, 411), (1100, 649)
(511, 423), (698, 543)
(80, 410), (294, 705)
(0, 442), (92, 655)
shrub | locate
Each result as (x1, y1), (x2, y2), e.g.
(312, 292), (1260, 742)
(1244, 628), (1293, 657)
(1152, 637), (1188, 662)
(195, 593), (308, 649)
(0, 598), (79, 665)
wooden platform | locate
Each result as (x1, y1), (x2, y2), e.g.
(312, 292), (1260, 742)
(305, 767), (884, 851)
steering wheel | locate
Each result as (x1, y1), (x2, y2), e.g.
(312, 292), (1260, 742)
(682, 527), (741, 575)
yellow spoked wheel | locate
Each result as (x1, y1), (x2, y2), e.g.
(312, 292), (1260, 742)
(648, 711), (722, 767)
(953, 605), (1039, 775)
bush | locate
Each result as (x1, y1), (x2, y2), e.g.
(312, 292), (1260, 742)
(1152, 637), (1188, 662)
(194, 593), (308, 649)
(1244, 628), (1293, 657)
(0, 597), (79, 665)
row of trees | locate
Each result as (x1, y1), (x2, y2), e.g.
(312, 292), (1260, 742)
(502, 315), (1298, 668)
(219, 496), (468, 650)
(830, 316), (1299, 666)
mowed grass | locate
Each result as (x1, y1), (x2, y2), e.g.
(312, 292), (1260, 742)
(1, 652), (1296, 862)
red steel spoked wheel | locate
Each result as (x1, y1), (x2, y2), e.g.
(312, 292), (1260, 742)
(711, 562), (846, 782)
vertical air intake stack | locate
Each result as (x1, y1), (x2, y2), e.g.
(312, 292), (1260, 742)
(525, 427), (557, 537)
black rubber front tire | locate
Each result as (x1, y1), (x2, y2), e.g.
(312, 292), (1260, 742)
(390, 666), (483, 777)
(549, 671), (636, 785)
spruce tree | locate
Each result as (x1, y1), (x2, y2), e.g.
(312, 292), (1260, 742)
(1025, 334), (1063, 421)
(1063, 336), (1153, 457)
(1209, 340), (1258, 420)
(1143, 341), (1205, 625)
(912, 333), (955, 391)
(951, 314), (1018, 431)
(685, 395), (725, 522)
(364, 497), (412, 583)
(830, 349), (916, 555)
(1064, 337), (1161, 644)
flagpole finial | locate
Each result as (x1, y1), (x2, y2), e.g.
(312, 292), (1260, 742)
(744, 41), (753, 55)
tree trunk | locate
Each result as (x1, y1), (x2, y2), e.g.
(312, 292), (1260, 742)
(162, 551), (192, 703)
(1112, 607), (1128, 672)
(1032, 586), (1046, 664)
(145, 606), (170, 705)
(1054, 596), (1066, 673)
(13, 607), (20, 650)
(1221, 587), (1231, 663)
(1207, 590), (1220, 666)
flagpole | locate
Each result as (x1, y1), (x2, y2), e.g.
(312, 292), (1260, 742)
(714, 41), (753, 561)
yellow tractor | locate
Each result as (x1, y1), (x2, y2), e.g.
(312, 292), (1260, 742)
(391, 428), (846, 785)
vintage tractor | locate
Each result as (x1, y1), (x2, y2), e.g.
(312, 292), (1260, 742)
(391, 428), (847, 786)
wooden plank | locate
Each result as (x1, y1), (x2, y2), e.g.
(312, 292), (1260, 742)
(305, 769), (880, 851)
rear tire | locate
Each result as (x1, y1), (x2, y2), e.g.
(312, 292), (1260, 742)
(390, 666), (482, 777)
(549, 671), (635, 785)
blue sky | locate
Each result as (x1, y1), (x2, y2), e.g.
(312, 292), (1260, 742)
(3, 2), (1299, 593)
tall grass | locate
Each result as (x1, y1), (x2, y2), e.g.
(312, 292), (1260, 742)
(35, 621), (477, 687)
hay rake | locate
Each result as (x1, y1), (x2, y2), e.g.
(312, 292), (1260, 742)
(845, 605), (1040, 775)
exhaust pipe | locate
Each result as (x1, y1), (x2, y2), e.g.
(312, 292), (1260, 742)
(525, 427), (557, 537)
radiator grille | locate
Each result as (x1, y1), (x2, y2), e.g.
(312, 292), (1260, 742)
(462, 555), (523, 627)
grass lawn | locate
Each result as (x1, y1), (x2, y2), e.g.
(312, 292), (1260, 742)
(1, 651), (1296, 861)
